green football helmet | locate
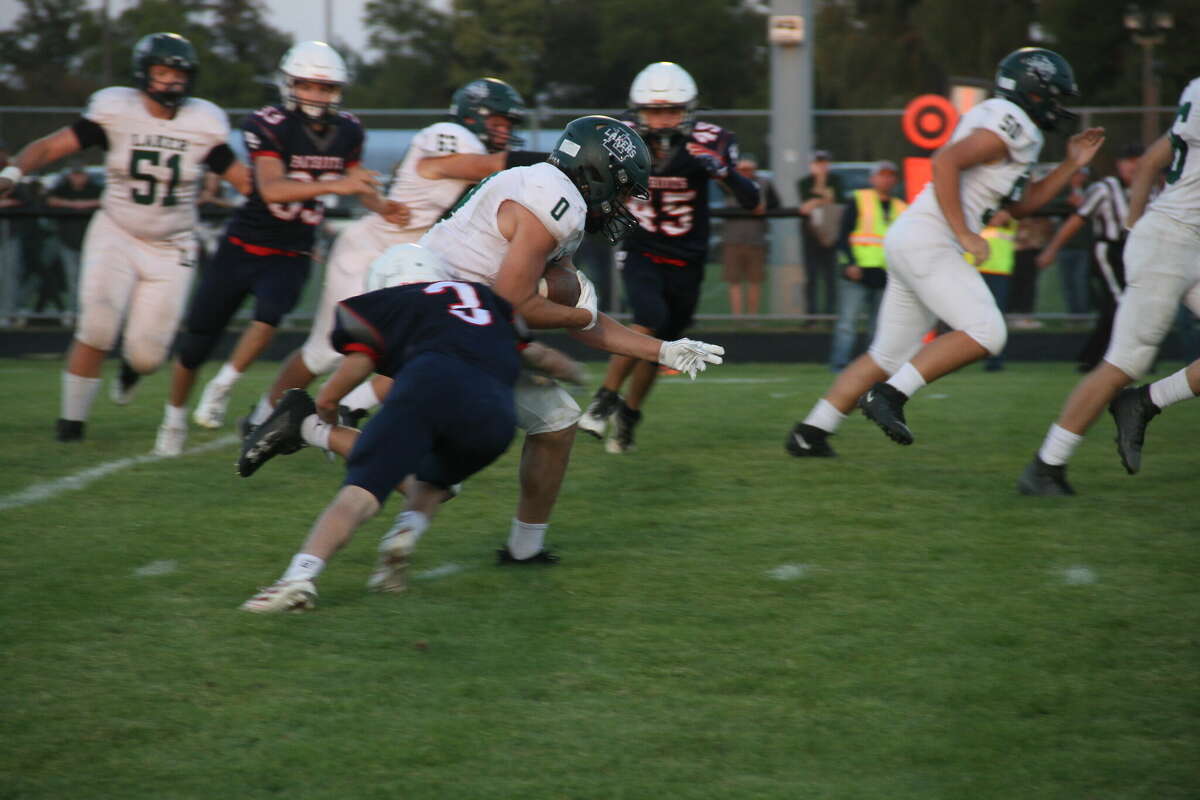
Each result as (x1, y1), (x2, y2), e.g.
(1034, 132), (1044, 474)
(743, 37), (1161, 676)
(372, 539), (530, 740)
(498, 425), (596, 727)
(132, 32), (198, 110)
(449, 77), (527, 152)
(994, 47), (1079, 131)
(548, 115), (651, 244)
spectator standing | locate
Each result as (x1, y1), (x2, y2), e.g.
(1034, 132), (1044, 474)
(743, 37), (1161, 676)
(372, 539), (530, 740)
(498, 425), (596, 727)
(828, 160), (906, 371)
(1008, 213), (1053, 328)
(975, 209), (1018, 371)
(797, 149), (845, 317)
(721, 156), (779, 315)
(1055, 167), (1093, 314)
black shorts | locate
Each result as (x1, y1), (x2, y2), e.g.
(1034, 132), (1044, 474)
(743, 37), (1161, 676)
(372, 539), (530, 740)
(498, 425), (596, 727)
(620, 249), (704, 340)
(183, 236), (311, 333)
(344, 352), (517, 505)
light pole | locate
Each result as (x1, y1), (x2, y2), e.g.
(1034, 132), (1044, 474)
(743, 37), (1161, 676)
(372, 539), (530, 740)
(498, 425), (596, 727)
(1123, 5), (1174, 147)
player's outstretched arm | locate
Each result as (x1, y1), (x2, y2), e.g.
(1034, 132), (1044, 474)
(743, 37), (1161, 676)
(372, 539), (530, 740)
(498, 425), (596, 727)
(316, 352), (376, 423)
(255, 157), (380, 203)
(1126, 134), (1173, 230)
(1011, 127), (1105, 218)
(569, 314), (725, 379)
(418, 152), (507, 181)
(0, 127), (83, 195)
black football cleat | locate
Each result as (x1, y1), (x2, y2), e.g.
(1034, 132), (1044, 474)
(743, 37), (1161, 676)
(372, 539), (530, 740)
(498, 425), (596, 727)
(337, 405), (369, 429)
(1017, 456), (1076, 496)
(236, 389), (315, 477)
(577, 387), (621, 439)
(605, 401), (641, 454)
(785, 422), (836, 457)
(1108, 384), (1160, 475)
(55, 418), (85, 443)
(858, 382), (914, 445)
(496, 546), (560, 565)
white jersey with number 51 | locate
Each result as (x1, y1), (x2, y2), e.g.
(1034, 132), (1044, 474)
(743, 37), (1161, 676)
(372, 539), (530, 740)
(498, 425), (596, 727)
(83, 87), (231, 242)
(1150, 78), (1200, 228)
(419, 162), (586, 285)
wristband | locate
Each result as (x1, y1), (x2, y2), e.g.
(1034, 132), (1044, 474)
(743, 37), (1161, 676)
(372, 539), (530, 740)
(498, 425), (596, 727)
(0, 165), (23, 184)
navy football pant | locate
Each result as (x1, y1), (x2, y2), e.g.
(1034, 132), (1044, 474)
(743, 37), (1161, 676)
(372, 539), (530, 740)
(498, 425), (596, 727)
(344, 352), (517, 505)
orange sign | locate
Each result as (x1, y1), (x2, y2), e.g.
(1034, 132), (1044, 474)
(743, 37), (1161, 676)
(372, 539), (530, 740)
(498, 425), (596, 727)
(902, 94), (958, 150)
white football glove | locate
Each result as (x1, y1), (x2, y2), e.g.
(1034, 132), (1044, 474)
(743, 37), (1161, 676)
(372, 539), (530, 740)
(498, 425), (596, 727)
(658, 338), (725, 380)
(575, 270), (599, 331)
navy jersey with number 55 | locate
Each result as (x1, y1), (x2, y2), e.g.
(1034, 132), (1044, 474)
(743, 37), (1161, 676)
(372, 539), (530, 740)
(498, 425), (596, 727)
(623, 121), (756, 263)
(225, 104), (364, 251)
(331, 281), (522, 386)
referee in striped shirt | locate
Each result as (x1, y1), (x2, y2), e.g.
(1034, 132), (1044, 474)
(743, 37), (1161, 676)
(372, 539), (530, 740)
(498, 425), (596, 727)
(1038, 143), (1145, 371)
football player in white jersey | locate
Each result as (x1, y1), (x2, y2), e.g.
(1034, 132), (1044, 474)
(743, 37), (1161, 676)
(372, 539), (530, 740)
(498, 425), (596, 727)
(242, 78), (548, 431)
(1019, 77), (1200, 494)
(0, 33), (251, 443)
(242, 116), (724, 574)
(784, 48), (1105, 458)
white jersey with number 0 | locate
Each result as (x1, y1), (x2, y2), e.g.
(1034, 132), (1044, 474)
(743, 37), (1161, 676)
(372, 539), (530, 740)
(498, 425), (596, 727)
(419, 163), (586, 285)
(364, 121), (489, 238)
(1149, 78), (1200, 229)
(84, 87), (231, 242)
(903, 97), (1044, 241)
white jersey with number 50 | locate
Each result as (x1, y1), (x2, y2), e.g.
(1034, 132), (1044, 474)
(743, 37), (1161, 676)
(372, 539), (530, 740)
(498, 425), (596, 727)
(84, 87), (231, 242)
(1149, 78), (1200, 228)
(419, 163), (586, 285)
(904, 97), (1044, 240)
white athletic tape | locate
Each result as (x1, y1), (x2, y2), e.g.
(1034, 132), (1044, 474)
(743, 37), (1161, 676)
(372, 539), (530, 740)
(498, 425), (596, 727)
(0, 434), (238, 512)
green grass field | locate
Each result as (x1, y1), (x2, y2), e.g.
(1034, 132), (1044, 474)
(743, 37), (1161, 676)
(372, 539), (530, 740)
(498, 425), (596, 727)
(1, 358), (1197, 799)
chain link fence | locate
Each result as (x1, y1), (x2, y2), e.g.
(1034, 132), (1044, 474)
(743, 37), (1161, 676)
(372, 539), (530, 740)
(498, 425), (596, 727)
(0, 105), (1176, 328)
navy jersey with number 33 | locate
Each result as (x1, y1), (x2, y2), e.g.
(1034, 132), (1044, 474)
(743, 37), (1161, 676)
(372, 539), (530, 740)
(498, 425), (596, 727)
(331, 281), (522, 386)
(226, 104), (365, 251)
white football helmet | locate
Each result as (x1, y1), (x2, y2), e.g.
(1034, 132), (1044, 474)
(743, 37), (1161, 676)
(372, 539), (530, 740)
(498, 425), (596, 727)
(276, 41), (348, 122)
(365, 244), (451, 291)
(628, 61), (698, 138)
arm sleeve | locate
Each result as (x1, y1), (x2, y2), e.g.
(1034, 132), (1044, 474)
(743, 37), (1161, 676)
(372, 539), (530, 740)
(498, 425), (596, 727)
(331, 300), (385, 364)
(70, 118), (107, 150)
(203, 143), (236, 174)
(242, 115), (282, 160)
(506, 150), (551, 168)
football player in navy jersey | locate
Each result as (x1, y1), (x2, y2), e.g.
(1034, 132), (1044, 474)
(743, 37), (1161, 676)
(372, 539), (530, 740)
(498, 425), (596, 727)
(577, 62), (760, 453)
(153, 41), (407, 456)
(239, 258), (523, 612)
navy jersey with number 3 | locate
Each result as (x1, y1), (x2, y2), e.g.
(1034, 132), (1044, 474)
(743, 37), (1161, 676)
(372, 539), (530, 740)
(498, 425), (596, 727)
(226, 104), (365, 251)
(331, 281), (522, 386)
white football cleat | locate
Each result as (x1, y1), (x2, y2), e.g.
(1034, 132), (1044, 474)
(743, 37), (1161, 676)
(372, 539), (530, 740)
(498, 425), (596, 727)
(239, 579), (317, 613)
(153, 424), (187, 457)
(193, 379), (233, 429)
(366, 524), (418, 593)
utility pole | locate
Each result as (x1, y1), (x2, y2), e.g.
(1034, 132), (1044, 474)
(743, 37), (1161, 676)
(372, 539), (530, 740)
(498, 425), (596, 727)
(768, 0), (813, 315)
(1123, 6), (1174, 147)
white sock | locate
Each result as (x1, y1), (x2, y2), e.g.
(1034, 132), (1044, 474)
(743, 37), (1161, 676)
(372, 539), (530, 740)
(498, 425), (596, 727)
(300, 414), (332, 449)
(281, 553), (326, 582)
(248, 394), (274, 426)
(163, 404), (188, 428)
(507, 519), (549, 560)
(342, 379), (382, 412)
(802, 398), (848, 434)
(1148, 368), (1195, 410)
(1038, 423), (1083, 466)
(886, 362), (927, 398)
(61, 372), (102, 421)
(388, 510), (430, 545)
(213, 362), (242, 387)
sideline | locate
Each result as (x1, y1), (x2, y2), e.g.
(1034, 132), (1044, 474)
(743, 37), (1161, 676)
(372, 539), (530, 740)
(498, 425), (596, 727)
(0, 435), (239, 512)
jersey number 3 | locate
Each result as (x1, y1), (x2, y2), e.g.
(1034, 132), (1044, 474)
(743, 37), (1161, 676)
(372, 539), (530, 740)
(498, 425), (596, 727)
(425, 281), (492, 326)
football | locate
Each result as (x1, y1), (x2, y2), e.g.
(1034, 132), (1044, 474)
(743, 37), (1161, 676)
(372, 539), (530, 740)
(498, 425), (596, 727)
(537, 264), (582, 306)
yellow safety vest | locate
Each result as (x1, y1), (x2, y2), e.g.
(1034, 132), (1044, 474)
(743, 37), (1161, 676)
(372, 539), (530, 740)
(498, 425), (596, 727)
(849, 189), (907, 268)
(977, 221), (1017, 275)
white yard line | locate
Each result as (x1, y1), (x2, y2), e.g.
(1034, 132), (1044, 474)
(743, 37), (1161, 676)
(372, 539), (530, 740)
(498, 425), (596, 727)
(0, 434), (239, 512)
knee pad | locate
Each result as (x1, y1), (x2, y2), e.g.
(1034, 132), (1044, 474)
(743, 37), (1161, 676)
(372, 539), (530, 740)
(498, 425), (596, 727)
(176, 329), (222, 370)
(963, 309), (1008, 356)
(301, 340), (343, 376)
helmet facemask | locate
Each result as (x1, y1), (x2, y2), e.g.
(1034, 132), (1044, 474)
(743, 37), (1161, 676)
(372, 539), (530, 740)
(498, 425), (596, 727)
(132, 33), (198, 110)
(279, 76), (344, 123)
